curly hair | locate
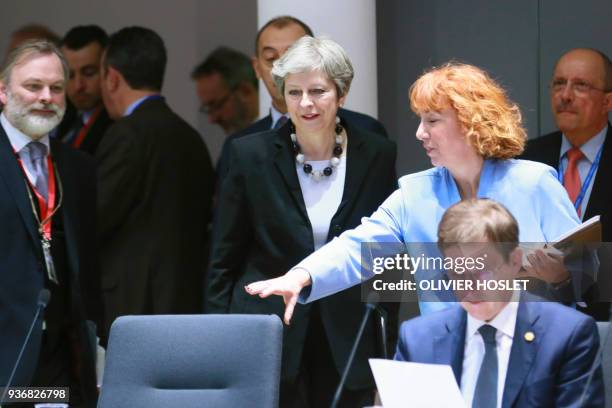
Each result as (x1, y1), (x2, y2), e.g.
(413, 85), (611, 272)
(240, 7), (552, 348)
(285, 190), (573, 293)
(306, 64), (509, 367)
(410, 63), (526, 159)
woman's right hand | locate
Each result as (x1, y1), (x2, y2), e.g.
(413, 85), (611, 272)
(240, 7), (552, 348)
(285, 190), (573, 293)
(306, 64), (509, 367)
(245, 268), (312, 325)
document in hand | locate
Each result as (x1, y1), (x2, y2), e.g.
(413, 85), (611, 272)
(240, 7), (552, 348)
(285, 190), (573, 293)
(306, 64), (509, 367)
(521, 215), (601, 268)
(552, 215), (601, 250)
(369, 359), (466, 408)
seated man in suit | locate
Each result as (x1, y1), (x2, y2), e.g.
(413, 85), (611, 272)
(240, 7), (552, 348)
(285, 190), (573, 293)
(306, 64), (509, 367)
(395, 199), (604, 407)
(216, 15), (388, 182)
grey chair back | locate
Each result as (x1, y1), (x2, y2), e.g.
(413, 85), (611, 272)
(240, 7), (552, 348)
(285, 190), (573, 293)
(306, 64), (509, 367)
(98, 314), (282, 408)
(597, 321), (612, 408)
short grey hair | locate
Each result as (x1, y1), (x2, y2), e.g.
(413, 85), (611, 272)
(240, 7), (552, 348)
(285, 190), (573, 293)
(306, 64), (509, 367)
(272, 36), (354, 98)
(1, 40), (69, 85)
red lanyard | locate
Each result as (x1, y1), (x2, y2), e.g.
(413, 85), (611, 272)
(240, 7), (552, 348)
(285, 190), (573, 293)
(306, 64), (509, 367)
(72, 106), (102, 149)
(15, 152), (57, 240)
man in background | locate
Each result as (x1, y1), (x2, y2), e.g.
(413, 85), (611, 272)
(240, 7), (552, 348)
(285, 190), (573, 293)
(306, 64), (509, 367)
(96, 26), (214, 335)
(192, 46), (258, 135)
(521, 48), (612, 320)
(216, 15), (388, 181)
(55, 25), (113, 154)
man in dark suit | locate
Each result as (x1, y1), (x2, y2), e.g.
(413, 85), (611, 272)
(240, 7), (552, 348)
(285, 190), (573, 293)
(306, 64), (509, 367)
(216, 15), (388, 181)
(54, 25), (112, 155)
(395, 199), (604, 407)
(0, 41), (97, 407)
(96, 27), (214, 335)
(521, 48), (612, 320)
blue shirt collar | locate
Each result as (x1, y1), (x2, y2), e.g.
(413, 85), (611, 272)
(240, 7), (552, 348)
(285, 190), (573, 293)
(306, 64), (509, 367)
(80, 107), (98, 124)
(269, 105), (287, 129)
(560, 125), (608, 163)
(124, 94), (163, 117)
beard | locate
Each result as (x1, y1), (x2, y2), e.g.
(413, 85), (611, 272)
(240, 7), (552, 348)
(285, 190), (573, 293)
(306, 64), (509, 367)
(4, 91), (65, 140)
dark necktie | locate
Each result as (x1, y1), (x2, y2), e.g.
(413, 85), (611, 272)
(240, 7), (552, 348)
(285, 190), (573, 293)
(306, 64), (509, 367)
(473, 324), (498, 408)
(22, 141), (49, 201)
(273, 115), (288, 129)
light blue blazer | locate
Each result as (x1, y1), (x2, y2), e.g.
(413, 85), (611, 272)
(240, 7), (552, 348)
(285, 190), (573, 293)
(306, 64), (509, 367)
(297, 159), (580, 314)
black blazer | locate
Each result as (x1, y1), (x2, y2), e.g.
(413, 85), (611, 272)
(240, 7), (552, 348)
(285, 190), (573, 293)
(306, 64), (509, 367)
(522, 125), (612, 241)
(521, 125), (612, 320)
(95, 98), (215, 334)
(207, 120), (397, 388)
(0, 128), (98, 405)
(216, 107), (388, 183)
(54, 106), (113, 155)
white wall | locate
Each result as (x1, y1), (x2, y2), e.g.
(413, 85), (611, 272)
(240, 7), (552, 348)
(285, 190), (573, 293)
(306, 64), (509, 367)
(257, 0), (378, 119)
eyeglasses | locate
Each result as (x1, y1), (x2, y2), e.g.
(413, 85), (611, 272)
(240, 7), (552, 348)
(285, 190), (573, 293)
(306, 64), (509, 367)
(199, 89), (235, 114)
(549, 79), (609, 95)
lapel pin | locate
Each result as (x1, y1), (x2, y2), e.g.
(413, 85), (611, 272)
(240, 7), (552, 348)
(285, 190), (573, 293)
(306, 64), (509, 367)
(524, 331), (535, 342)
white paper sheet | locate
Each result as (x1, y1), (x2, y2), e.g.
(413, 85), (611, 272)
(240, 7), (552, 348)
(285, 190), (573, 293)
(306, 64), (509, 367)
(369, 359), (466, 408)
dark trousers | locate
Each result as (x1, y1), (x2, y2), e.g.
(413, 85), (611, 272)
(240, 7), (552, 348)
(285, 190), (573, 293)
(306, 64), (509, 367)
(280, 305), (374, 408)
(6, 328), (85, 408)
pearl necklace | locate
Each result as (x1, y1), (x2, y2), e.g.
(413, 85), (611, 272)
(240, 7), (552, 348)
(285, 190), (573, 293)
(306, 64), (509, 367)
(290, 117), (344, 181)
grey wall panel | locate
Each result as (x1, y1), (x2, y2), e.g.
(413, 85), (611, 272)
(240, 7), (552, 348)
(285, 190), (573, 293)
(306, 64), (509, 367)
(378, 0), (539, 177)
(433, 0), (538, 142)
(377, 0), (437, 175)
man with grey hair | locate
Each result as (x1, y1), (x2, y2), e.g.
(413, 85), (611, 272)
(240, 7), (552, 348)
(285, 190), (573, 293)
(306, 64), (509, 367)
(0, 40), (98, 406)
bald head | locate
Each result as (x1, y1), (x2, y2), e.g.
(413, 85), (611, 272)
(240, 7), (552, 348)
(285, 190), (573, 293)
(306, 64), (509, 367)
(550, 48), (612, 145)
(555, 49), (611, 89)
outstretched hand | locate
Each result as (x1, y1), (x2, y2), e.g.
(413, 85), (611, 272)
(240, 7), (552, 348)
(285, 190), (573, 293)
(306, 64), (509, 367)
(245, 269), (312, 325)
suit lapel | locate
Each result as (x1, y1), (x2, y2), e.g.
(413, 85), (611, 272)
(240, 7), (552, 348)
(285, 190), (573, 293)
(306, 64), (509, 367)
(544, 132), (562, 168)
(0, 126), (40, 248)
(502, 301), (539, 408)
(258, 115), (273, 132)
(51, 141), (80, 276)
(329, 122), (373, 231)
(528, 132), (562, 168)
(433, 307), (466, 384)
(584, 125), (612, 230)
(272, 127), (310, 224)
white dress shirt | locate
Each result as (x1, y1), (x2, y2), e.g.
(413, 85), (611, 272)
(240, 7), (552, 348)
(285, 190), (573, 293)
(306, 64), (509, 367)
(461, 298), (519, 408)
(1, 112), (50, 186)
(559, 126), (607, 219)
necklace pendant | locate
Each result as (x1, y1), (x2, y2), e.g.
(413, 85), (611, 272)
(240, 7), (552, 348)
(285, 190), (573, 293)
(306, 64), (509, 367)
(312, 171), (322, 181)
